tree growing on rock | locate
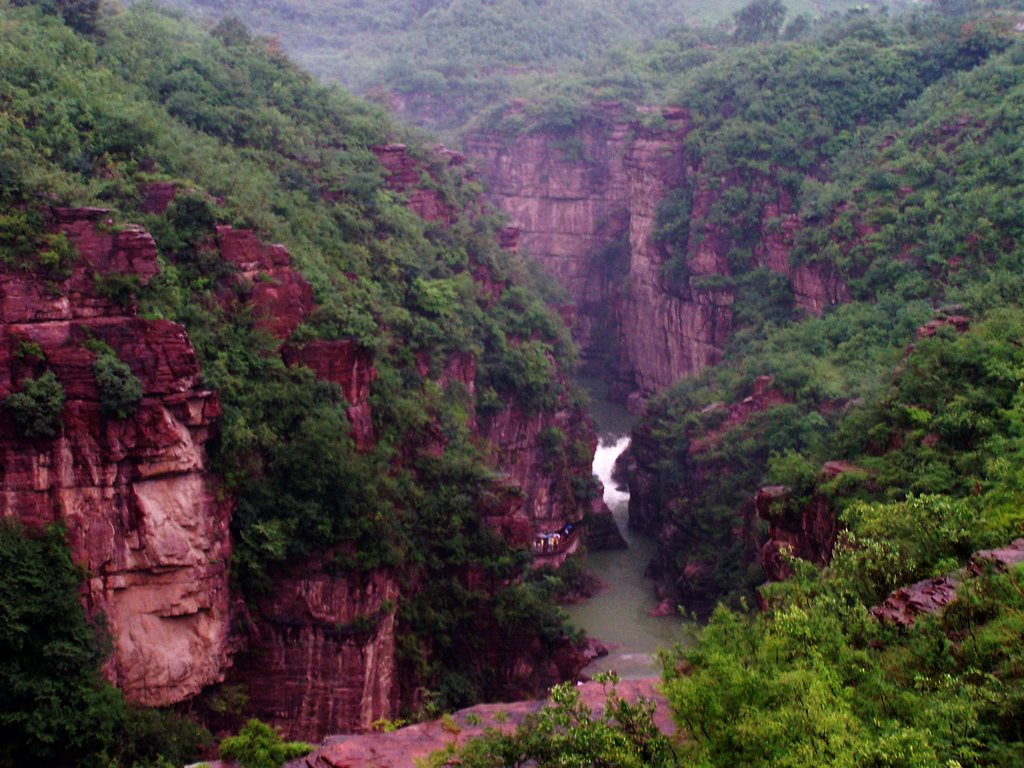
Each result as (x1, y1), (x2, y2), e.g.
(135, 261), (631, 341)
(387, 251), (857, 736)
(733, 0), (786, 43)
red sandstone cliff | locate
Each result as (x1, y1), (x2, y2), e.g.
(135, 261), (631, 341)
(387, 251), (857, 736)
(0, 207), (231, 707)
(754, 460), (862, 582)
(230, 566), (399, 736)
(211, 147), (601, 738)
(464, 104), (850, 400)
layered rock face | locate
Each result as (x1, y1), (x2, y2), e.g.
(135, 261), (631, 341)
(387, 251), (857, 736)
(464, 109), (634, 359)
(373, 143), (610, 559)
(232, 567), (399, 736)
(208, 224), (397, 739)
(2, 149), (605, 739)
(465, 104), (850, 398)
(0, 207), (231, 706)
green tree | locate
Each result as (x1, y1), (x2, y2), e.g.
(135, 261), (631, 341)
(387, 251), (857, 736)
(3, 371), (66, 439)
(733, 0), (786, 43)
(11, 0), (102, 34)
(92, 351), (143, 419)
(218, 719), (312, 768)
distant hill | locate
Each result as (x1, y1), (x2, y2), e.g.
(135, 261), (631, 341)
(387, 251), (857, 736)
(144, 0), (891, 132)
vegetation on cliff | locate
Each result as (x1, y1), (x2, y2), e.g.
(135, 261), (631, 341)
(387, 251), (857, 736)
(632, 8), (1024, 609)
(428, 3), (1024, 766)
(1, 1), (590, 762)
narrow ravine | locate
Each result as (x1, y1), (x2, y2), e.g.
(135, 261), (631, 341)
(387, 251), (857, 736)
(564, 379), (686, 678)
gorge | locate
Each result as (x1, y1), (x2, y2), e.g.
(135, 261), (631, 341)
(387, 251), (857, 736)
(4, 3), (1024, 766)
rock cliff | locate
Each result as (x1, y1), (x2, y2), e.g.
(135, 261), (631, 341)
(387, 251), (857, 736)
(754, 461), (861, 583)
(230, 566), (399, 736)
(2, 145), (604, 741)
(627, 376), (791, 615)
(211, 147), (601, 739)
(0, 206), (231, 707)
(464, 104), (849, 399)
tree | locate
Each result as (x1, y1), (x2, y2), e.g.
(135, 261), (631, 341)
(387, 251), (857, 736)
(11, 0), (102, 35)
(92, 350), (143, 419)
(733, 0), (786, 43)
(3, 371), (66, 439)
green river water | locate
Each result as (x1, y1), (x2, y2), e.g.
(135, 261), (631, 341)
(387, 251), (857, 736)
(563, 379), (688, 678)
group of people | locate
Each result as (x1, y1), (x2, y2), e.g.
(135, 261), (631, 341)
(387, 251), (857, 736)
(532, 522), (577, 554)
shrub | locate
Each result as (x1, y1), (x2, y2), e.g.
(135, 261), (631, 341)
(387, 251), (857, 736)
(3, 371), (66, 439)
(92, 349), (143, 419)
(219, 719), (312, 768)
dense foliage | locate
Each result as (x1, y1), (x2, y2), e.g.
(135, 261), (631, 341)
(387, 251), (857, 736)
(140, 0), (886, 134)
(662, 558), (1024, 767)
(621, 6), (1024, 608)
(0, 0), (587, 758)
(218, 719), (312, 768)
(3, 370), (66, 438)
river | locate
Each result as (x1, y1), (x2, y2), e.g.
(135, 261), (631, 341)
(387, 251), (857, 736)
(563, 378), (686, 678)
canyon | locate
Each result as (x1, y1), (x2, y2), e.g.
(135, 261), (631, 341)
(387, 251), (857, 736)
(1, 140), (615, 741)
(464, 102), (849, 401)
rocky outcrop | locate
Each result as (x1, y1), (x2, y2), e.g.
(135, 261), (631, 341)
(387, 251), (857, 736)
(306, 677), (672, 768)
(481, 397), (595, 555)
(216, 226), (316, 340)
(755, 461), (861, 582)
(371, 143), (464, 225)
(0, 207), (231, 707)
(616, 111), (735, 395)
(214, 168), (600, 735)
(871, 538), (1024, 626)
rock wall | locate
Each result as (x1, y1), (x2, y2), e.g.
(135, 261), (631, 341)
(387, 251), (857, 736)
(754, 460), (860, 583)
(207, 224), (399, 739)
(374, 143), (613, 558)
(0, 207), (231, 707)
(465, 104), (850, 399)
(1, 147), (607, 739)
(464, 109), (633, 358)
(231, 567), (399, 737)
(215, 147), (602, 738)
